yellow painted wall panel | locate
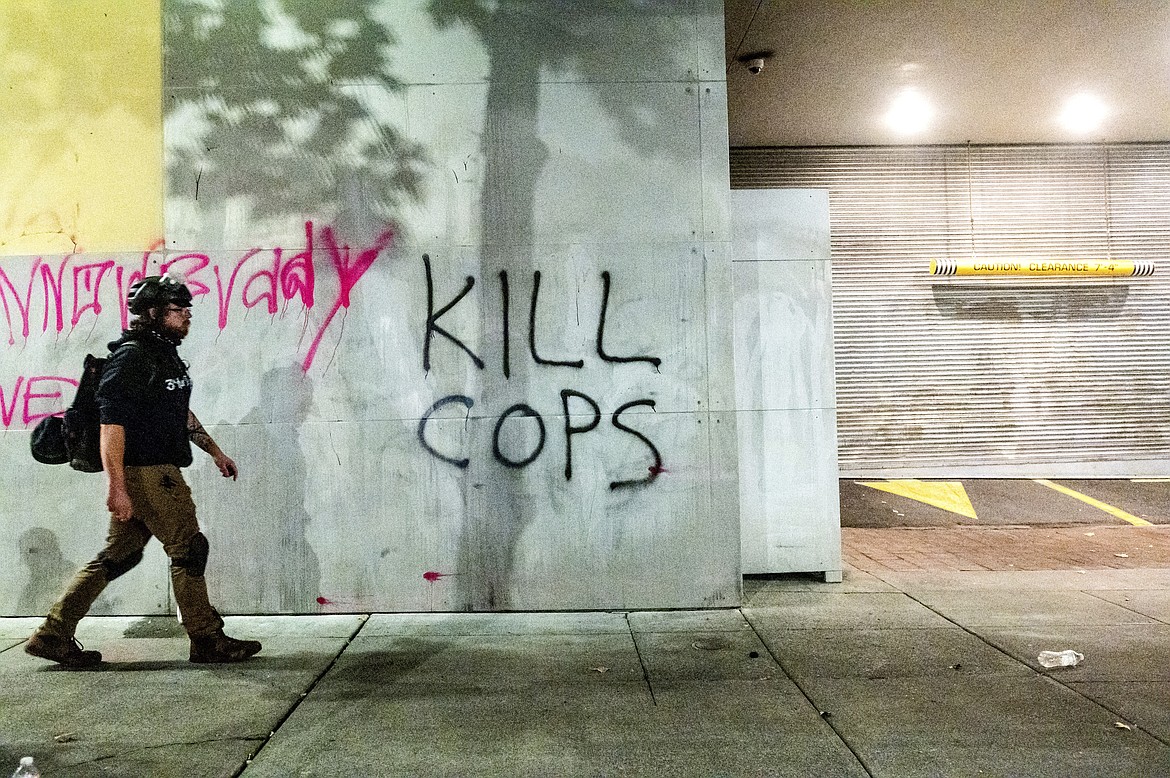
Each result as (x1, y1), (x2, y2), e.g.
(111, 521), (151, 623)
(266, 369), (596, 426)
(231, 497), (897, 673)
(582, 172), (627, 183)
(0, 0), (161, 254)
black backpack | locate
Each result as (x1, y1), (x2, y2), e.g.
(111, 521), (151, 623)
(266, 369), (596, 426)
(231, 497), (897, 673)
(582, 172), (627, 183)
(30, 343), (145, 473)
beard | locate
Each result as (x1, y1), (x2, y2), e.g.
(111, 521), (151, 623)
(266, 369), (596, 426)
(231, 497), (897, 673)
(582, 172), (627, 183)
(158, 317), (189, 343)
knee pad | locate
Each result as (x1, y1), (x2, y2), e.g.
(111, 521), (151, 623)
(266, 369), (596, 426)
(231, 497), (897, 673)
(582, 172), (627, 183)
(98, 548), (144, 581)
(176, 532), (210, 577)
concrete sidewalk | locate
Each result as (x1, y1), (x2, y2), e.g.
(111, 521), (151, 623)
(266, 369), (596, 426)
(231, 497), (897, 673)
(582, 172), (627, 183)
(844, 524), (1170, 573)
(3, 557), (1170, 776)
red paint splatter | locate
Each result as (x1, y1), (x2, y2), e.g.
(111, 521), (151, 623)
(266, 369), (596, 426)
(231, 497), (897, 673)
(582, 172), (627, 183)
(316, 596), (332, 605)
(423, 571), (452, 582)
(649, 465), (669, 475)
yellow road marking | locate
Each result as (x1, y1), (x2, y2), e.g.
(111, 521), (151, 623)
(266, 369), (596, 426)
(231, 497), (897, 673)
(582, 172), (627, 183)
(1033, 479), (1153, 526)
(857, 480), (977, 520)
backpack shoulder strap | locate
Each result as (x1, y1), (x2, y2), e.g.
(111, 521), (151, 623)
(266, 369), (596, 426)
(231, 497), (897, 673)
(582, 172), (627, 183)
(112, 339), (159, 388)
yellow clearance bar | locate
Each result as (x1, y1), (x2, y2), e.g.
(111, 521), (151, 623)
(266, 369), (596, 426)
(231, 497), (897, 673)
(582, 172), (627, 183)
(931, 259), (1155, 277)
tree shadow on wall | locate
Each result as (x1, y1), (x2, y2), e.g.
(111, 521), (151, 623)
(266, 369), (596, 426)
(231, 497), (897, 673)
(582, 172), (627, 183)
(429, 0), (707, 610)
(164, 1), (428, 242)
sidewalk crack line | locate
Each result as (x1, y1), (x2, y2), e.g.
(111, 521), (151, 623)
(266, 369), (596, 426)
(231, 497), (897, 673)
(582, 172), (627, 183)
(233, 615), (370, 776)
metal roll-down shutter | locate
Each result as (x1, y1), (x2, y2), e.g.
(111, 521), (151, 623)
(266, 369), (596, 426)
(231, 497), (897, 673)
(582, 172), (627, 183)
(731, 144), (1170, 478)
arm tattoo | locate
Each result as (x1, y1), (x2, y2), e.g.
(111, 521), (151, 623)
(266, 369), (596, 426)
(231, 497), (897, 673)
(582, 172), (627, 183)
(187, 412), (217, 453)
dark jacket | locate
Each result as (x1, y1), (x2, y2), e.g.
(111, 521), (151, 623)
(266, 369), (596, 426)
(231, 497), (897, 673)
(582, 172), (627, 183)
(96, 330), (193, 467)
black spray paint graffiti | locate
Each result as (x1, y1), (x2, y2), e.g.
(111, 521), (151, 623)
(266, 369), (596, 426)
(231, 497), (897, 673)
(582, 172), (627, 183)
(422, 256), (661, 375)
(418, 255), (663, 490)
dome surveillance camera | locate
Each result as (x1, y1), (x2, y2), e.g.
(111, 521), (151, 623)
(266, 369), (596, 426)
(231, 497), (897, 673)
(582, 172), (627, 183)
(737, 51), (773, 76)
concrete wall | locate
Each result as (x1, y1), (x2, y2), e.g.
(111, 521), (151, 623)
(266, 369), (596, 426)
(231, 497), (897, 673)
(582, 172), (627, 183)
(0, 1), (739, 614)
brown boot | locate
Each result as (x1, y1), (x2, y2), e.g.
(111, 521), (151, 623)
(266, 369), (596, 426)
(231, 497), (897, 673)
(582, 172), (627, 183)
(189, 630), (262, 663)
(25, 633), (102, 668)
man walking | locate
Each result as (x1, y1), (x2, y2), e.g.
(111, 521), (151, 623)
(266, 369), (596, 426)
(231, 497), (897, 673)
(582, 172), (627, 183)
(26, 275), (261, 667)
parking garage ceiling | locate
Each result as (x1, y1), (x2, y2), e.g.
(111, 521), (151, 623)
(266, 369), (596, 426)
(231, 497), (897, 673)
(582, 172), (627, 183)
(725, 0), (1170, 147)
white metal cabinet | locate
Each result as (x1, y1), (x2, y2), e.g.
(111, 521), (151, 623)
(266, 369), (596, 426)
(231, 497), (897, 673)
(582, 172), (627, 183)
(732, 189), (842, 579)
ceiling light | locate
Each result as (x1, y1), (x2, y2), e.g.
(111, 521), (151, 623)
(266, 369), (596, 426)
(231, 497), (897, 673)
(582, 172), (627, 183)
(884, 89), (933, 135)
(1058, 93), (1108, 134)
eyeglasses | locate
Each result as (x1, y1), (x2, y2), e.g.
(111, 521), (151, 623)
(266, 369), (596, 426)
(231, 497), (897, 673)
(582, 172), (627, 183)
(164, 305), (192, 316)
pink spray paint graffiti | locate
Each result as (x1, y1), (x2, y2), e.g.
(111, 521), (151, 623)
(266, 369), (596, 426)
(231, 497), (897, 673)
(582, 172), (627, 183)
(0, 221), (396, 427)
(314, 595), (373, 613)
(302, 226), (395, 372)
(0, 221), (391, 357)
(423, 570), (456, 612)
(0, 375), (78, 427)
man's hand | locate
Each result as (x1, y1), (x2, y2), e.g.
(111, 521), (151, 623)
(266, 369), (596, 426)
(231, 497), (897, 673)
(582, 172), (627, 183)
(213, 452), (238, 480)
(190, 411), (236, 479)
(107, 483), (133, 522)
(101, 424), (132, 521)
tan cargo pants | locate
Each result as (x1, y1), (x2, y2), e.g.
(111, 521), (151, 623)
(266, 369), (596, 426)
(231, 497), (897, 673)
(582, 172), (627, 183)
(39, 465), (224, 640)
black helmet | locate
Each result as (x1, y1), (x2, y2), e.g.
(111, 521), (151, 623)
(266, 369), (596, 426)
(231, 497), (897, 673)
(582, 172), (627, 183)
(127, 275), (192, 315)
